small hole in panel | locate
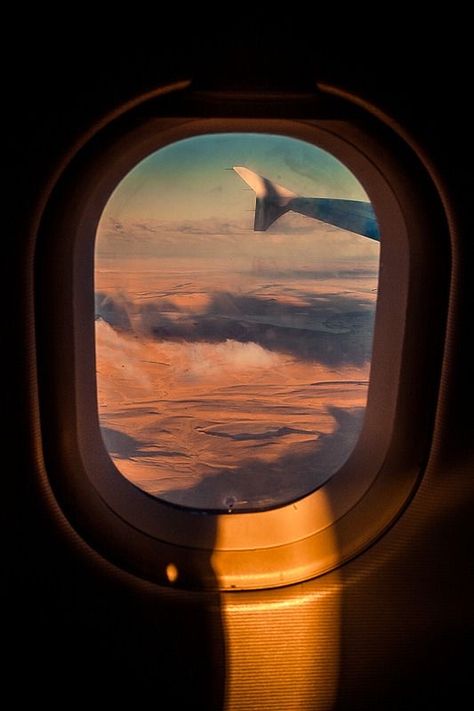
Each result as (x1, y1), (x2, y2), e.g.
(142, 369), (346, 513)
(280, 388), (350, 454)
(94, 132), (380, 512)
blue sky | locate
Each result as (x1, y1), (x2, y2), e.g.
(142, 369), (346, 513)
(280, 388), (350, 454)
(102, 133), (370, 222)
(96, 133), (378, 265)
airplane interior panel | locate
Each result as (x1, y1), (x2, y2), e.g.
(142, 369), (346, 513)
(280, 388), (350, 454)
(8, 36), (472, 709)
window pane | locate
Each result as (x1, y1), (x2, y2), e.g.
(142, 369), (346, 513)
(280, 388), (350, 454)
(95, 133), (380, 511)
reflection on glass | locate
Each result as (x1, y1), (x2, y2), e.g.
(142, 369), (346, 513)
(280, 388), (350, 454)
(95, 133), (380, 511)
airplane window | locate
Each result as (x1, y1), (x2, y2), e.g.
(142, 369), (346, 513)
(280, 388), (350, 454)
(95, 133), (380, 511)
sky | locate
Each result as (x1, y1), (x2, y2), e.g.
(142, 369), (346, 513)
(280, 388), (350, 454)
(94, 132), (380, 508)
(101, 133), (369, 221)
(96, 133), (378, 265)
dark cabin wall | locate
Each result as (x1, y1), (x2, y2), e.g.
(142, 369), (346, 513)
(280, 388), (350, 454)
(7, 31), (471, 708)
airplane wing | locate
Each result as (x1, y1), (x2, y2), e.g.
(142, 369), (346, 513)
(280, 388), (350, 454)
(233, 166), (380, 240)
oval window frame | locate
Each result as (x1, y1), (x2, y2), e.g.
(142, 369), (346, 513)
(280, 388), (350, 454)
(35, 83), (451, 590)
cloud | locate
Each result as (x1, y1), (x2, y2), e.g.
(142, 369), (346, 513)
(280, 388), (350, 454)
(96, 286), (377, 367)
(96, 214), (381, 261)
(100, 426), (185, 461)
(95, 319), (153, 391)
(95, 292), (132, 330)
(156, 406), (366, 509)
(183, 339), (281, 379)
(96, 316), (284, 389)
(99, 214), (250, 237)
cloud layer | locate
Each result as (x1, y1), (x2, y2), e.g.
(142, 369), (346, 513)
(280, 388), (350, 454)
(96, 284), (377, 367)
(95, 262), (378, 509)
(96, 214), (381, 263)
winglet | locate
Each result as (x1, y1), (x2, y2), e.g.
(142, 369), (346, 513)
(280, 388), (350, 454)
(233, 166), (296, 231)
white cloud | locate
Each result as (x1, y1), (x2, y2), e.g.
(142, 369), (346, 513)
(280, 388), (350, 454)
(185, 339), (281, 378)
(96, 319), (283, 390)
